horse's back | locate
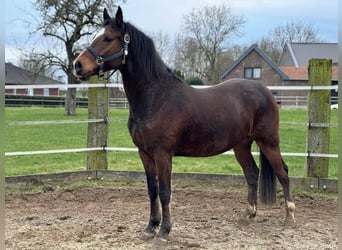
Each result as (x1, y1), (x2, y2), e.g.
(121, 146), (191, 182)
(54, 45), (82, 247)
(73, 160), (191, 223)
(207, 79), (273, 100)
(216, 78), (280, 130)
(168, 79), (279, 156)
(215, 79), (280, 144)
(193, 79), (277, 115)
(131, 78), (279, 156)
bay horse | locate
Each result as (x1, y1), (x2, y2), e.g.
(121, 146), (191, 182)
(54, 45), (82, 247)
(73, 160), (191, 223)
(73, 7), (296, 242)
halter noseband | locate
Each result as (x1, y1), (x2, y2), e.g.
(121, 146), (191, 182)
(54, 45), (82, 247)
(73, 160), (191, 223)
(87, 33), (130, 80)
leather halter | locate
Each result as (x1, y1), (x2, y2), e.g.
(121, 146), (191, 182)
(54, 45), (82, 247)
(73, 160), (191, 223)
(87, 33), (130, 80)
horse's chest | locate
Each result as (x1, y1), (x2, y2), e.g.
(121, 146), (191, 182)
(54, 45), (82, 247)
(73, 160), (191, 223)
(128, 117), (175, 151)
(128, 121), (145, 147)
(128, 119), (156, 149)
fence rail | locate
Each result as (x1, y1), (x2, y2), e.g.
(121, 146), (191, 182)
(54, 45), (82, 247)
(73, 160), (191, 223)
(5, 146), (339, 158)
(5, 83), (339, 173)
(5, 95), (88, 108)
(5, 83), (339, 90)
(6, 84), (338, 109)
(6, 119), (105, 126)
(5, 118), (339, 128)
(5, 118), (338, 158)
(7, 95), (338, 109)
(109, 98), (129, 109)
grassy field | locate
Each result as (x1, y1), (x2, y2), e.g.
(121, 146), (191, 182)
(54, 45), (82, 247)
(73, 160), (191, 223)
(5, 107), (339, 178)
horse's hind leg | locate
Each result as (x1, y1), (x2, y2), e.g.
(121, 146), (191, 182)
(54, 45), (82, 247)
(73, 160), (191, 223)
(257, 142), (296, 225)
(139, 150), (161, 238)
(233, 139), (259, 219)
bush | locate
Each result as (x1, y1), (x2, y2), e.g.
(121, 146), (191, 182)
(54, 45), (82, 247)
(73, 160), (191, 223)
(185, 77), (204, 85)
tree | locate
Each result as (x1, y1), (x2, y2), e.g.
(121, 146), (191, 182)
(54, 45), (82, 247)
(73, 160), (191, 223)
(149, 31), (173, 66)
(257, 37), (282, 64)
(19, 50), (61, 82)
(30, 0), (124, 115)
(172, 34), (207, 80)
(271, 20), (322, 49)
(181, 4), (245, 84)
(259, 20), (322, 63)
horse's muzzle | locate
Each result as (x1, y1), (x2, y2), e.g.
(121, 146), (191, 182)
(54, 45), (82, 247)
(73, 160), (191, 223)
(72, 60), (92, 81)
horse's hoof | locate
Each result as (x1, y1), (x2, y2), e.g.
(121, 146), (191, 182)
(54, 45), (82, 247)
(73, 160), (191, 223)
(142, 229), (156, 240)
(246, 204), (257, 219)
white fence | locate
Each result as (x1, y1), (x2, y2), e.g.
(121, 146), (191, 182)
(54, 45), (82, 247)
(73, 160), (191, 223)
(5, 83), (339, 161)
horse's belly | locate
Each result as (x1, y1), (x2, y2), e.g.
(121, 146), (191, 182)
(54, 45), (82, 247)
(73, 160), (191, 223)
(174, 129), (242, 157)
(129, 111), (250, 156)
(174, 148), (230, 157)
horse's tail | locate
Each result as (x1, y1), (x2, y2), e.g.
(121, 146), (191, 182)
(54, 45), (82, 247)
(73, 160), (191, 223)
(259, 150), (277, 205)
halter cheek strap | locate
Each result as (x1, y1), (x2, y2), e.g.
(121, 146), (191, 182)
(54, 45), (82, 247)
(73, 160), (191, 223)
(87, 33), (130, 80)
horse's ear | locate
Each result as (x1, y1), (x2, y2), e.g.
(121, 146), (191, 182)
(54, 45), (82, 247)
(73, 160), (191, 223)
(103, 8), (111, 21)
(115, 6), (123, 27)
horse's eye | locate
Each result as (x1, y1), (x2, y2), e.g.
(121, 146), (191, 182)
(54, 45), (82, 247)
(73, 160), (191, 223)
(104, 37), (113, 43)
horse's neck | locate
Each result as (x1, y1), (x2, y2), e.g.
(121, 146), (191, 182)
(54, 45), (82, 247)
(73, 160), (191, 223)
(121, 71), (162, 120)
(120, 53), (181, 120)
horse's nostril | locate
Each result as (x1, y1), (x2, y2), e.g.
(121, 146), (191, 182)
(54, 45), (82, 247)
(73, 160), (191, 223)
(74, 61), (82, 74)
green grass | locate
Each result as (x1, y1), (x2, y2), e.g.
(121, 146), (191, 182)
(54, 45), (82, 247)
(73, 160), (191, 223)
(5, 107), (338, 178)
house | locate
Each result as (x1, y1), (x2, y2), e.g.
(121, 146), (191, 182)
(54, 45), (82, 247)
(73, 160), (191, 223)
(278, 42), (338, 67)
(221, 43), (289, 85)
(5, 62), (64, 96)
(279, 42), (338, 104)
(220, 43), (293, 105)
(220, 43), (338, 107)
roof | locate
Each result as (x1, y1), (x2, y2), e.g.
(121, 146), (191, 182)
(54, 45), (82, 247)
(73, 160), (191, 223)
(280, 43), (338, 67)
(220, 44), (289, 80)
(279, 65), (339, 81)
(5, 62), (64, 85)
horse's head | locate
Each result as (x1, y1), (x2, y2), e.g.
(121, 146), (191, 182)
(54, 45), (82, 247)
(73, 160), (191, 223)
(73, 7), (130, 81)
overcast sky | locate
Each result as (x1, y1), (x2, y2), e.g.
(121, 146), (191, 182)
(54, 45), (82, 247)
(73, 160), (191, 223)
(5, 0), (338, 64)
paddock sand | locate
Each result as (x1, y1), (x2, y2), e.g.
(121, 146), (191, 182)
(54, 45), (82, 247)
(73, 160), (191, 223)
(5, 185), (337, 249)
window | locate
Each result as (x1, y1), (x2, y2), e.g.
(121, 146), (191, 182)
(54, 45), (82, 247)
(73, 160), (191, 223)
(244, 67), (261, 79)
(28, 88), (33, 96)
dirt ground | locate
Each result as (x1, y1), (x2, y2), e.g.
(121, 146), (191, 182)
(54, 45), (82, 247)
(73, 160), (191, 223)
(5, 185), (337, 249)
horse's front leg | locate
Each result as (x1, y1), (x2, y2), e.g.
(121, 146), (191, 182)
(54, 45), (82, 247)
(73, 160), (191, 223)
(139, 150), (161, 238)
(153, 150), (173, 242)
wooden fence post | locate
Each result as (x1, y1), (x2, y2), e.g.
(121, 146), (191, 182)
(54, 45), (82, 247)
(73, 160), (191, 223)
(305, 59), (332, 178)
(87, 85), (109, 170)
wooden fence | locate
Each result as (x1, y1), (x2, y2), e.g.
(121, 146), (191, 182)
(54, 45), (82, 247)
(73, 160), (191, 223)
(5, 60), (339, 188)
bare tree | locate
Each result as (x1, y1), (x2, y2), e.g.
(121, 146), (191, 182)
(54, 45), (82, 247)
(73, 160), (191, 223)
(259, 20), (322, 63)
(172, 34), (207, 80)
(181, 4), (245, 84)
(19, 50), (61, 82)
(272, 20), (322, 48)
(149, 31), (173, 66)
(257, 37), (282, 64)
(29, 0), (123, 115)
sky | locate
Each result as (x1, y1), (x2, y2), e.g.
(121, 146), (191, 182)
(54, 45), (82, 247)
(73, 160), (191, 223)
(5, 0), (339, 65)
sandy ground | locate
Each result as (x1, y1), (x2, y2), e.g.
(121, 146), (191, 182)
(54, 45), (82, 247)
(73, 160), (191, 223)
(5, 185), (337, 249)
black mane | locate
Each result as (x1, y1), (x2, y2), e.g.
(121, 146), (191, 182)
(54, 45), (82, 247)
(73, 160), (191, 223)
(106, 19), (173, 82)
